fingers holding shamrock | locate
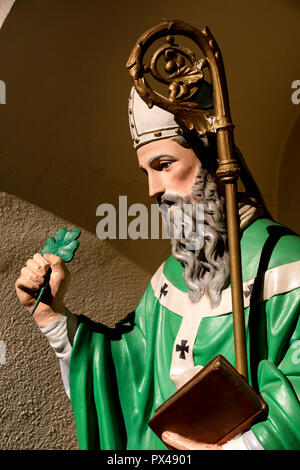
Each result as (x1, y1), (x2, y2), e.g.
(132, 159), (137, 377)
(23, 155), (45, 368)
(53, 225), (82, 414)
(15, 253), (70, 327)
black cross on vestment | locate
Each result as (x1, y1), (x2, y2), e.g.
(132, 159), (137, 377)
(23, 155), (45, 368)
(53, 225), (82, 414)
(159, 282), (168, 299)
(244, 282), (254, 298)
(176, 339), (189, 359)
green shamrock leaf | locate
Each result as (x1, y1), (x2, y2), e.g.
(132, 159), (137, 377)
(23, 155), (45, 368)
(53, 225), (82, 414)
(40, 228), (80, 262)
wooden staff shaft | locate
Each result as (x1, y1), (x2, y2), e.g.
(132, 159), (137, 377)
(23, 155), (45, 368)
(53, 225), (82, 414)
(225, 183), (248, 380)
(217, 129), (248, 381)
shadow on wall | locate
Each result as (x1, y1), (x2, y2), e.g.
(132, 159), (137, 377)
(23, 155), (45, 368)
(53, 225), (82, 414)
(276, 113), (300, 235)
(0, 0), (171, 275)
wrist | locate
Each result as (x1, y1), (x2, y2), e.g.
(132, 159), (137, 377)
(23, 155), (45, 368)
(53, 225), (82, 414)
(32, 304), (65, 327)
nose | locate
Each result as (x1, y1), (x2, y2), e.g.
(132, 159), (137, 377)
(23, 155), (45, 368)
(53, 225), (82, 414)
(148, 172), (165, 198)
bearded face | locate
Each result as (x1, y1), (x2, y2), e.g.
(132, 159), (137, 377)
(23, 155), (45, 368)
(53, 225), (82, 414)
(137, 137), (230, 307)
(161, 165), (230, 306)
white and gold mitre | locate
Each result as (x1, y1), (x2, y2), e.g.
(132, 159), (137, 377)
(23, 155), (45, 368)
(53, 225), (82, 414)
(128, 87), (182, 150)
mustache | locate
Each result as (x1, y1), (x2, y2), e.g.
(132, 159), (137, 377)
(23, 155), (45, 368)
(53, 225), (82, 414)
(158, 192), (222, 228)
(158, 192), (193, 210)
(159, 193), (206, 252)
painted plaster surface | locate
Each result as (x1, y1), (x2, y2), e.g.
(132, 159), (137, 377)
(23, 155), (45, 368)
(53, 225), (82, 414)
(0, 0), (299, 450)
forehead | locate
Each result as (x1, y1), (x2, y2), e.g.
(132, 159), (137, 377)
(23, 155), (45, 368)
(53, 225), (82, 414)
(137, 138), (196, 168)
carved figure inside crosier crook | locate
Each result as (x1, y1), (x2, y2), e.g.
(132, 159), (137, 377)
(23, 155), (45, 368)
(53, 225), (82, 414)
(15, 20), (300, 450)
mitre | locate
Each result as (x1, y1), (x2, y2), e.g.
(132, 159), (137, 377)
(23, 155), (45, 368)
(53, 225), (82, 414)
(128, 87), (182, 150)
(128, 79), (213, 150)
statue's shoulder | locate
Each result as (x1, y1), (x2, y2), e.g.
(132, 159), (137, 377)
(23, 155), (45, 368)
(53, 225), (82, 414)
(241, 217), (300, 280)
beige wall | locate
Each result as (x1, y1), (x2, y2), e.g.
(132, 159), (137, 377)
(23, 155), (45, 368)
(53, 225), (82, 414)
(0, 0), (299, 449)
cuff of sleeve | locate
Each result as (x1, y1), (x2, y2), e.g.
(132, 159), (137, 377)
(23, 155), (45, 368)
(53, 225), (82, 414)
(39, 308), (78, 365)
(242, 430), (264, 450)
(222, 430), (264, 450)
(222, 434), (248, 450)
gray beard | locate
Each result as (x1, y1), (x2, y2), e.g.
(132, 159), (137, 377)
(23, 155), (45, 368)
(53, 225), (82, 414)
(163, 166), (230, 307)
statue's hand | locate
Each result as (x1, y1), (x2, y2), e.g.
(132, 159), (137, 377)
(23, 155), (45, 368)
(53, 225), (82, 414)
(15, 253), (70, 327)
(162, 431), (222, 450)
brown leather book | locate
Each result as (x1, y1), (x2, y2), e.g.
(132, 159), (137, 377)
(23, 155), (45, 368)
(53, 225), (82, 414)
(148, 355), (268, 446)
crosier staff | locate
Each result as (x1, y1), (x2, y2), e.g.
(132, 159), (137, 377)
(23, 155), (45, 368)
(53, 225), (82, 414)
(127, 19), (249, 380)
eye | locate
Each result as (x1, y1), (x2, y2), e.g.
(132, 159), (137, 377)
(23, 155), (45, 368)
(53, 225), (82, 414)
(149, 155), (177, 171)
(157, 160), (174, 171)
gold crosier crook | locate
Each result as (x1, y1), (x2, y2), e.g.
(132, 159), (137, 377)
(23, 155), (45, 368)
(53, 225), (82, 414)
(127, 19), (248, 381)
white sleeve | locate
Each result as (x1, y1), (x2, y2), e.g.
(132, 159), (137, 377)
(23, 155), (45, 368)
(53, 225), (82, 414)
(59, 359), (71, 399)
(39, 308), (78, 398)
(222, 430), (264, 450)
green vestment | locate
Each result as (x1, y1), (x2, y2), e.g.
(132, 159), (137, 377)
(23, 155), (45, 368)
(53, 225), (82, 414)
(69, 218), (300, 450)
